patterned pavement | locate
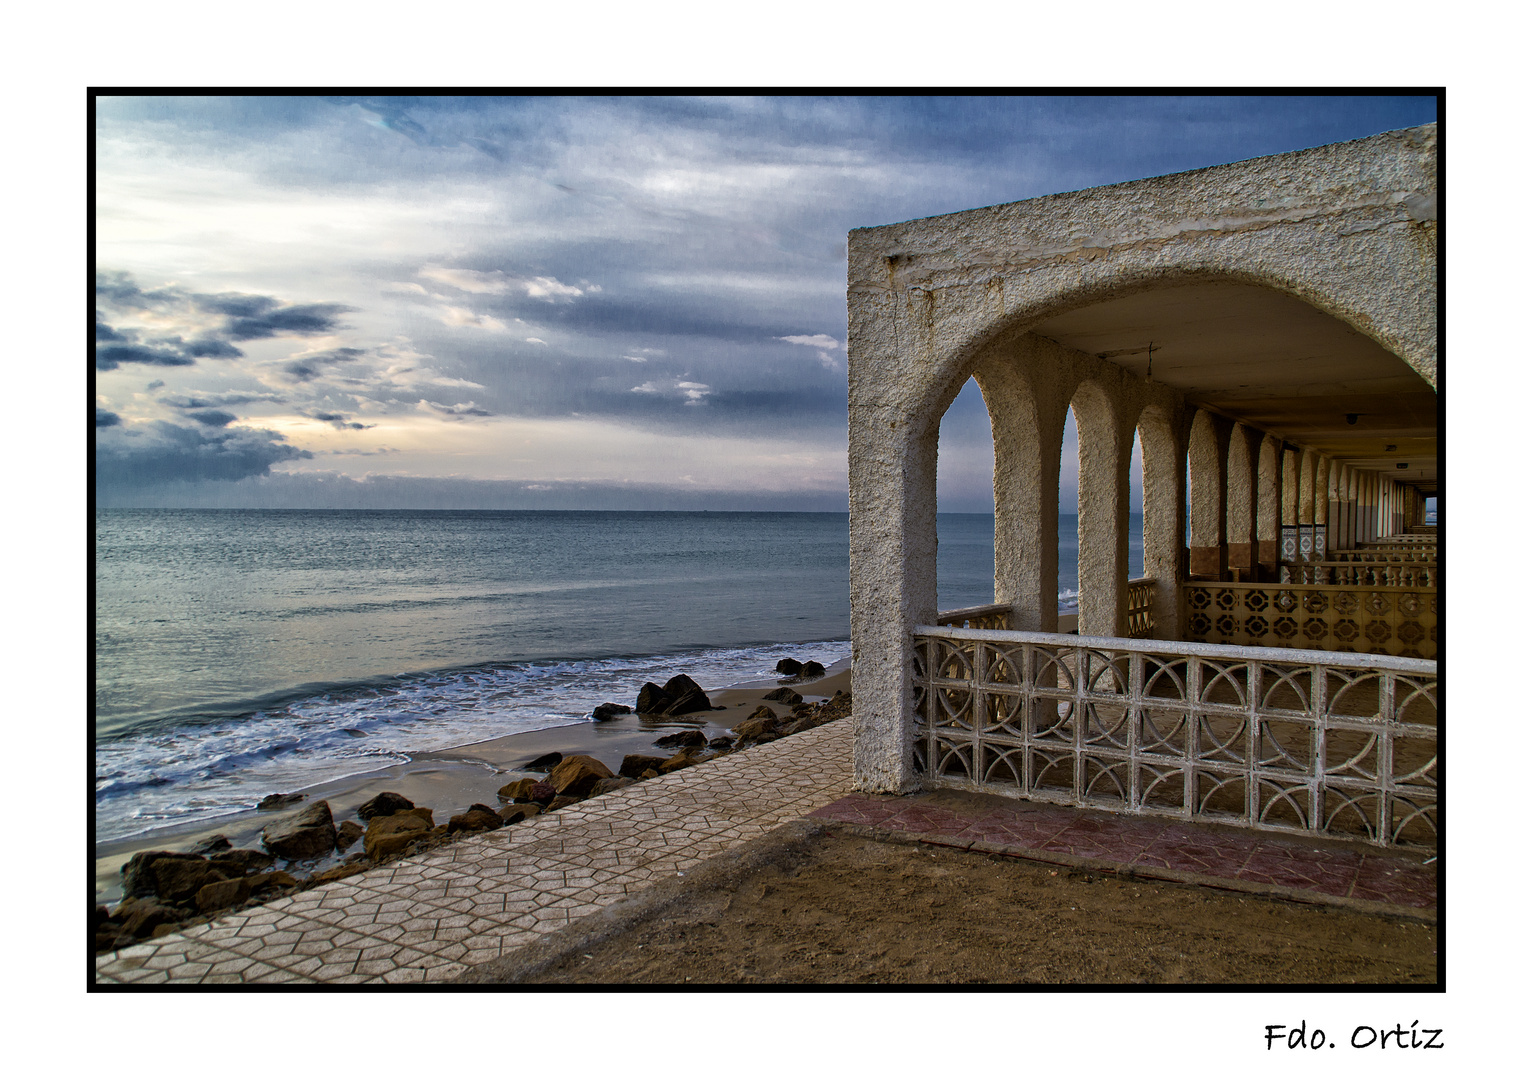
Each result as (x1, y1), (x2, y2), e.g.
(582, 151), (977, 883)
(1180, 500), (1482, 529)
(810, 790), (1437, 912)
(96, 717), (1436, 985)
(94, 720), (856, 985)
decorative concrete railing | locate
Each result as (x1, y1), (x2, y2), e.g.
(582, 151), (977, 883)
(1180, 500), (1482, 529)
(1340, 545), (1437, 561)
(1126, 577), (1155, 639)
(1282, 561), (1438, 588)
(935, 603), (1013, 631)
(911, 626), (1437, 849)
(1183, 582), (1435, 660)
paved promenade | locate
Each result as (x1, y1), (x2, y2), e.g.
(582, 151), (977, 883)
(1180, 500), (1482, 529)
(95, 721), (856, 984)
(95, 717), (1436, 985)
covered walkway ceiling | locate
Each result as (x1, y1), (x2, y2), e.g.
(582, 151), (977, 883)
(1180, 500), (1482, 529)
(1029, 282), (1439, 494)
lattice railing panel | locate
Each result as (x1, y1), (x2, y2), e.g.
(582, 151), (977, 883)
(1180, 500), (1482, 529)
(1182, 583), (1436, 660)
(1126, 577), (1155, 638)
(912, 627), (1438, 849)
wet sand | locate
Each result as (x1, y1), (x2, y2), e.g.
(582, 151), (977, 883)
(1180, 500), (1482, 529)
(94, 662), (851, 905)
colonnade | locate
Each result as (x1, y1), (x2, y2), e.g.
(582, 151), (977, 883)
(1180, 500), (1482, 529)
(1185, 417), (1433, 585)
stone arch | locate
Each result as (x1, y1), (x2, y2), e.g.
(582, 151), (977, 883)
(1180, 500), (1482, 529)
(845, 125), (1438, 792)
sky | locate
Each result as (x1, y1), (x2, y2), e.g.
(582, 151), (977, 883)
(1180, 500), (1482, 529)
(94, 94), (1439, 513)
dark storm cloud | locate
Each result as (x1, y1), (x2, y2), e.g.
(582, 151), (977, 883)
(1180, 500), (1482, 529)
(95, 342), (198, 370)
(95, 408), (121, 427)
(95, 418), (313, 490)
(308, 411), (372, 430)
(186, 409), (237, 427)
(94, 271), (354, 369)
(225, 302), (353, 341)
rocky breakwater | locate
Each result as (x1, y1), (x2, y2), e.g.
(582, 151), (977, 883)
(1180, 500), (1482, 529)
(93, 787), (516, 955)
(96, 664), (851, 957)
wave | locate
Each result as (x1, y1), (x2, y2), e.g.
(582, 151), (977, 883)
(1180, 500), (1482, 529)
(93, 639), (849, 845)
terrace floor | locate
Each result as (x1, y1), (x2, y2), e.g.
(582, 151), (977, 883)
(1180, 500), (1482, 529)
(94, 718), (1436, 985)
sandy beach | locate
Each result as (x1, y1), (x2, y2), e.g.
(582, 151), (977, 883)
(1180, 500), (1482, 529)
(94, 661), (851, 906)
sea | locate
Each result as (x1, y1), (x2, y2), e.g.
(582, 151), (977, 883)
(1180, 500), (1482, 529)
(94, 508), (1140, 845)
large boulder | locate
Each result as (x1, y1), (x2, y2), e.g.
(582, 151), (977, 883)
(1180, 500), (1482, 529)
(120, 851), (211, 900)
(257, 793), (304, 811)
(498, 777), (540, 801)
(194, 875), (253, 913)
(591, 776), (637, 797)
(357, 792), (414, 821)
(262, 800), (338, 860)
(660, 674), (711, 716)
(523, 752), (562, 772)
(335, 821), (365, 852)
(448, 806), (503, 834)
(775, 658), (802, 676)
(547, 754), (615, 799)
(592, 702), (631, 721)
(653, 729), (707, 750)
(732, 715), (782, 742)
(619, 753), (668, 779)
(208, 848), (274, 877)
(820, 689), (853, 720)
(190, 834), (232, 855)
(110, 897), (188, 942)
(763, 687), (803, 704)
(746, 705), (778, 722)
(636, 682), (670, 714)
(801, 661), (826, 679)
(362, 808), (434, 862)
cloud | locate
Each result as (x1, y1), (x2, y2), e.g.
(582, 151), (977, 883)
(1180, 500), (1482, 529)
(778, 334), (840, 350)
(631, 379), (710, 404)
(160, 391), (286, 409)
(419, 399), (492, 420)
(95, 418), (313, 490)
(186, 409), (237, 427)
(523, 276), (586, 302)
(436, 305), (510, 332)
(419, 266), (516, 295)
(420, 265), (591, 304)
(95, 272), (356, 371)
(308, 411), (373, 430)
(95, 342), (199, 371)
(96, 408), (122, 427)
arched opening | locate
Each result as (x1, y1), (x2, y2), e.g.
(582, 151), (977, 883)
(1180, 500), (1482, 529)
(1059, 404), (1080, 621)
(934, 377), (996, 611)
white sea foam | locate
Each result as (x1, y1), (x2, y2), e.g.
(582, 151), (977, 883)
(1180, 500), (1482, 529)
(94, 640), (848, 844)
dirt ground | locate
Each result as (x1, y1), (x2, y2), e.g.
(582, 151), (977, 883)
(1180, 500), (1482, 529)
(457, 821), (1437, 986)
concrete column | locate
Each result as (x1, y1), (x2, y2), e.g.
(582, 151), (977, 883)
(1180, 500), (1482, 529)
(1256, 434), (1282, 579)
(1226, 424), (1260, 579)
(1075, 379), (1132, 636)
(1188, 410), (1233, 580)
(974, 338), (1065, 632)
(1325, 459), (1343, 558)
(1345, 467), (1360, 548)
(1138, 404), (1187, 638)
(1299, 450), (1318, 560)
(1281, 447), (1301, 564)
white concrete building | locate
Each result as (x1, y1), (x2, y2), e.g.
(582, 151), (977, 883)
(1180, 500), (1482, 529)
(845, 125), (1438, 848)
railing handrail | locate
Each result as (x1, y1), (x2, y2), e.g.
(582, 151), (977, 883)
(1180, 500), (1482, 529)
(935, 602), (1013, 621)
(914, 622), (1438, 675)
